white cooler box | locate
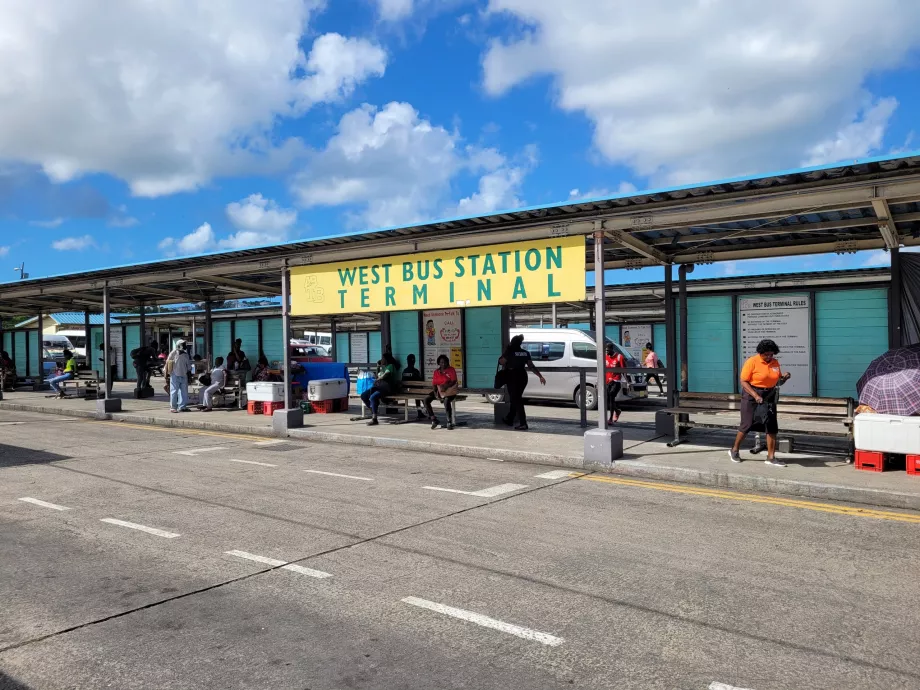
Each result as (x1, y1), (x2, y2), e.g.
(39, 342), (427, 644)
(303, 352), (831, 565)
(308, 378), (348, 401)
(246, 382), (284, 403)
(854, 414), (920, 454)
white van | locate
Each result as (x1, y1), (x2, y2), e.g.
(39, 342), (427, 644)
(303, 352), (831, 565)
(509, 328), (647, 410)
(41, 333), (74, 353)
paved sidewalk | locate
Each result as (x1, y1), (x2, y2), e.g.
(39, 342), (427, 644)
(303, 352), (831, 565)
(3, 385), (920, 510)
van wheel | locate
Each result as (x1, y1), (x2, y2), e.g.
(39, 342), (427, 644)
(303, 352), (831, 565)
(574, 385), (598, 411)
(486, 392), (504, 404)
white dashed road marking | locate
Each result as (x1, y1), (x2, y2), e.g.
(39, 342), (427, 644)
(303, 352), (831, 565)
(225, 550), (332, 578)
(253, 440), (286, 446)
(228, 459), (277, 467)
(401, 597), (563, 646)
(100, 518), (180, 538)
(304, 470), (374, 481)
(173, 447), (227, 456)
(0, 421), (26, 425)
(423, 483), (528, 498)
(709, 683), (755, 690)
(18, 497), (71, 511)
(535, 470), (574, 480)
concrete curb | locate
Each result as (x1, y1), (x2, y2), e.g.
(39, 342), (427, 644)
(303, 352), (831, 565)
(4, 401), (919, 512)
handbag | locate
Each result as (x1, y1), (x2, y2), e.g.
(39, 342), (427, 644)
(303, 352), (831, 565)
(493, 366), (507, 389)
(441, 382), (460, 397)
(198, 373), (212, 386)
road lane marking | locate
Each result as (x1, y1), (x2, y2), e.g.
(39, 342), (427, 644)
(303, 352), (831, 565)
(710, 683), (755, 690)
(100, 518), (180, 538)
(0, 421), (26, 425)
(423, 483), (528, 498)
(253, 440), (286, 446)
(535, 470), (577, 480)
(401, 597), (563, 646)
(580, 475), (920, 524)
(228, 459), (277, 467)
(225, 550), (332, 578)
(18, 497), (71, 511)
(304, 470), (374, 481)
(173, 447), (227, 456)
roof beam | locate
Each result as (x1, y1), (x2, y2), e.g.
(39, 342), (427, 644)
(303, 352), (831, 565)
(870, 197), (901, 249)
(187, 274), (280, 295)
(116, 285), (206, 304)
(603, 225), (669, 265)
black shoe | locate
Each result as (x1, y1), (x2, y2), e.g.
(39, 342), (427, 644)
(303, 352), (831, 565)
(367, 418), (379, 426)
(447, 423), (454, 430)
(514, 424), (529, 431)
(501, 417), (514, 426)
(431, 419), (439, 430)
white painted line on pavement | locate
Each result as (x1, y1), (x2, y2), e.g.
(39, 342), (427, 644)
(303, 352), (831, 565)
(0, 421), (26, 425)
(423, 483), (528, 498)
(401, 597), (563, 647)
(100, 518), (180, 538)
(535, 470), (573, 480)
(228, 459), (277, 467)
(18, 497), (71, 511)
(253, 440), (286, 446)
(173, 446), (227, 456)
(304, 470), (374, 481)
(709, 683), (755, 690)
(225, 550), (332, 578)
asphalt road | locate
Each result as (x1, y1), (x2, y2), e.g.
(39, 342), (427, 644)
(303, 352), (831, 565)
(1, 409), (919, 690)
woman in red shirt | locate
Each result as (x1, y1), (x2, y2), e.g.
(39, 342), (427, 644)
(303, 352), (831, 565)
(605, 343), (625, 425)
(425, 354), (459, 430)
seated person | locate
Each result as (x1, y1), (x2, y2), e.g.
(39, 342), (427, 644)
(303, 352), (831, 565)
(252, 355), (281, 382)
(401, 353), (425, 420)
(1, 350), (17, 390)
(361, 353), (397, 426)
(424, 354), (459, 430)
(48, 349), (77, 398)
(200, 356), (227, 412)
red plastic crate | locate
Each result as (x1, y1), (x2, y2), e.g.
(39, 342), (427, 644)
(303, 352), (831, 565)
(855, 450), (887, 472)
(247, 400), (263, 415)
(908, 455), (920, 476)
(312, 399), (336, 414)
(262, 401), (284, 416)
(334, 397), (349, 412)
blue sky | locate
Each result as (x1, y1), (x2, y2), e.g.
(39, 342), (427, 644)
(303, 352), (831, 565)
(1, 0), (919, 285)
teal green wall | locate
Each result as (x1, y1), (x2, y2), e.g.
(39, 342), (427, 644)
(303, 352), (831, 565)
(124, 325), (140, 368)
(212, 321), (231, 362)
(390, 311), (420, 369)
(261, 318), (284, 366)
(465, 306), (503, 388)
(369, 331), (382, 364)
(687, 296), (734, 393)
(816, 288), (888, 398)
(653, 323), (667, 366)
(27, 331), (38, 376)
(14, 331), (26, 375)
(90, 327), (104, 376)
(2, 332), (10, 357)
(335, 333), (350, 363)
(234, 319), (259, 361)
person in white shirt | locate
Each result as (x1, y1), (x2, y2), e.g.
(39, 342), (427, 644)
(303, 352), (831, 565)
(200, 356), (226, 412)
(167, 340), (191, 412)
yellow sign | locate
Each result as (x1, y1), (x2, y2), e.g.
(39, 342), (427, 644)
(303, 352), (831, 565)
(290, 236), (586, 315)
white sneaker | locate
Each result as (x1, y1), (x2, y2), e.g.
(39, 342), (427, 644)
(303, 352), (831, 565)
(728, 450), (742, 463)
(765, 458), (787, 468)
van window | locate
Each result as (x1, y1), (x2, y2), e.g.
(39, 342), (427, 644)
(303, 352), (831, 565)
(572, 342), (597, 361)
(523, 342), (565, 361)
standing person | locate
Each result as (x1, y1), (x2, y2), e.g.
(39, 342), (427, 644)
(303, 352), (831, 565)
(643, 342), (665, 395)
(200, 356), (226, 412)
(605, 343), (625, 425)
(401, 353), (425, 420)
(498, 334), (546, 431)
(361, 353), (397, 426)
(729, 339), (791, 467)
(48, 349), (77, 397)
(1, 350), (16, 390)
(227, 339), (246, 371)
(168, 340), (191, 413)
(425, 355), (459, 430)
(131, 339), (158, 391)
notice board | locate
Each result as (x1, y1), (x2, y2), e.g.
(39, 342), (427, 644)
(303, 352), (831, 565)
(422, 309), (464, 386)
(738, 295), (812, 396)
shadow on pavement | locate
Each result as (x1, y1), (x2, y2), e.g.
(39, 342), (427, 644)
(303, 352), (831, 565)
(0, 670), (34, 689)
(0, 444), (71, 469)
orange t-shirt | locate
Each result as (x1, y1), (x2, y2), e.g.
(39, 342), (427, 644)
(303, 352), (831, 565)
(740, 354), (781, 389)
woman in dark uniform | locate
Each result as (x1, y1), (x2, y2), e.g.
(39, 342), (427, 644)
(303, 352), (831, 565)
(498, 334), (546, 431)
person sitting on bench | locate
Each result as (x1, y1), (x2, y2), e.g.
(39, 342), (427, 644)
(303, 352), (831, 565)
(362, 352), (397, 426)
(401, 353), (425, 421)
(48, 349), (77, 397)
(1, 350), (16, 391)
(425, 354), (459, 430)
(200, 356), (226, 412)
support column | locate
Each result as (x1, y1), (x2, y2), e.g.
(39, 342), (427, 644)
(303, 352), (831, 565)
(204, 301), (213, 363)
(330, 318), (337, 361)
(679, 264), (694, 393)
(664, 265), (677, 408)
(551, 303), (557, 328)
(273, 262), (303, 434)
(138, 303), (146, 350)
(380, 312), (392, 354)
(83, 309), (91, 371)
(97, 284), (121, 414)
(35, 312), (45, 390)
(891, 247), (902, 348)
(583, 226), (622, 466)
(191, 316), (197, 357)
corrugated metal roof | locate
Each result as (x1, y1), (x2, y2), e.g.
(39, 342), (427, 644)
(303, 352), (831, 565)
(13, 312), (119, 328)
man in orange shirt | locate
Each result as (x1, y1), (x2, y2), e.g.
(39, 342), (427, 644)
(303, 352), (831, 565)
(729, 339), (791, 467)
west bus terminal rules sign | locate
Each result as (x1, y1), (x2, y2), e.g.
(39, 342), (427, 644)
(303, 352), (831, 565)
(290, 236), (586, 315)
(738, 295), (812, 396)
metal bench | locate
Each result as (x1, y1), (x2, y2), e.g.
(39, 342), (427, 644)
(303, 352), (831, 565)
(58, 370), (101, 399)
(356, 381), (503, 425)
(662, 391), (855, 459)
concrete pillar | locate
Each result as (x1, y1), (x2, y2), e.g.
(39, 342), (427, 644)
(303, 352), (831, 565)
(138, 303), (146, 349)
(97, 284), (121, 413)
(274, 262), (303, 433)
(679, 264), (694, 393)
(330, 318), (337, 360)
(891, 247), (902, 349)
(204, 301), (213, 362)
(36, 312), (44, 389)
(191, 316), (197, 357)
(551, 303), (557, 328)
(83, 309), (91, 371)
(664, 265), (677, 408)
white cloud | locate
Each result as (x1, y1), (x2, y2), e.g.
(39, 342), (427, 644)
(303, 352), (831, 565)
(51, 235), (95, 251)
(0, 246), (9, 257)
(0, 1), (387, 197)
(30, 217), (65, 228)
(568, 181), (637, 201)
(160, 210), (302, 256)
(292, 102), (534, 228)
(482, 1), (920, 184)
(159, 223), (216, 257)
(862, 246), (920, 267)
(226, 194), (297, 233)
(803, 98), (898, 166)
(376, 0), (415, 21)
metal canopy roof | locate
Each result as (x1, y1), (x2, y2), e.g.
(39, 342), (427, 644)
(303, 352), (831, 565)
(1, 151), (918, 315)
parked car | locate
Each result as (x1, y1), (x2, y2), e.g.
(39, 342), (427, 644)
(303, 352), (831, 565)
(502, 328), (648, 410)
(290, 340), (332, 363)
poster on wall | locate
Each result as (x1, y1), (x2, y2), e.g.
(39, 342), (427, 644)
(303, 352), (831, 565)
(738, 295), (812, 396)
(620, 324), (652, 363)
(422, 309), (464, 385)
(350, 332), (369, 364)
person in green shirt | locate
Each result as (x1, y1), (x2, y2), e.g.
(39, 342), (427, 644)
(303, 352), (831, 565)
(361, 352), (399, 426)
(48, 348), (77, 397)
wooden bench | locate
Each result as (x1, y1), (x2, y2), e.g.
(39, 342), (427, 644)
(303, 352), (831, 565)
(356, 381), (503, 425)
(58, 370), (101, 399)
(662, 391), (855, 459)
